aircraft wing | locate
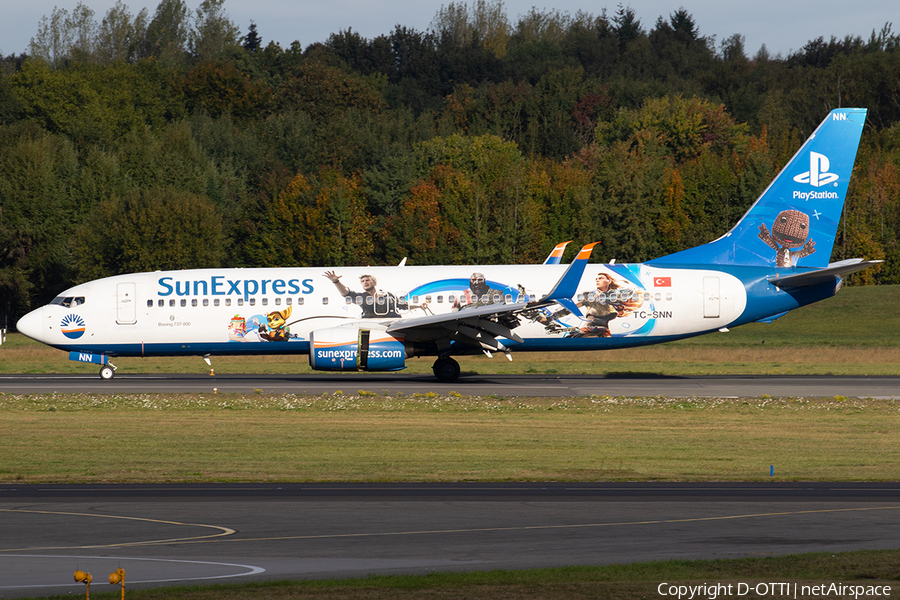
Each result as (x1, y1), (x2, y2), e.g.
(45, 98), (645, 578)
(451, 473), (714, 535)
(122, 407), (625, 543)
(386, 301), (529, 352)
(768, 259), (882, 288)
(386, 242), (599, 354)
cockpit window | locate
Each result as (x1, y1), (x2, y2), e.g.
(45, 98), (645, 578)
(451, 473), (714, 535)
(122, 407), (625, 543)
(50, 296), (85, 307)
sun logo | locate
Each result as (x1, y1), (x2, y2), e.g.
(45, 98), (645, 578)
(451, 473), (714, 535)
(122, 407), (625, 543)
(60, 314), (86, 339)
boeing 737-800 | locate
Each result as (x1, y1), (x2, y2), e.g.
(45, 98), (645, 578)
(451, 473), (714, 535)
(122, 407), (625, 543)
(16, 108), (880, 382)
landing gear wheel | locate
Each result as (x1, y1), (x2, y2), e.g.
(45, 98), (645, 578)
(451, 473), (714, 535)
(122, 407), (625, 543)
(99, 365), (115, 380)
(432, 357), (460, 382)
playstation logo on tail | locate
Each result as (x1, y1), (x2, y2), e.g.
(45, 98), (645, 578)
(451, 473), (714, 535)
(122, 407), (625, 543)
(793, 152), (838, 187)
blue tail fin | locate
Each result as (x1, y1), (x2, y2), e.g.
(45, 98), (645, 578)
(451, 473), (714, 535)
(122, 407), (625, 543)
(649, 108), (866, 269)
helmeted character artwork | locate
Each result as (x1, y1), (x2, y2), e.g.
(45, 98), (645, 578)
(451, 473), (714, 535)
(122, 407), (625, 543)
(758, 210), (816, 267)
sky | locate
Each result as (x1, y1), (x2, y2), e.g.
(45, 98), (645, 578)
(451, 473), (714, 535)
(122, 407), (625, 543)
(2, 0), (896, 59)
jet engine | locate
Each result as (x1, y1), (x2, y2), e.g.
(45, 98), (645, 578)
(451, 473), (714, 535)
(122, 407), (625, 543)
(309, 325), (406, 372)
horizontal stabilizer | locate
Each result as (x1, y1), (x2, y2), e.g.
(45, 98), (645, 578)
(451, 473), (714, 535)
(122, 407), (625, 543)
(755, 311), (790, 324)
(768, 259), (882, 288)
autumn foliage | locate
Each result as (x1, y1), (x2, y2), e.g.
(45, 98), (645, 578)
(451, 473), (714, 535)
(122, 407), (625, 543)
(2, 0), (900, 322)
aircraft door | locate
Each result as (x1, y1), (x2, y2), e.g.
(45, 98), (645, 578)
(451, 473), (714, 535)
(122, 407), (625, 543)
(116, 282), (137, 324)
(703, 276), (720, 318)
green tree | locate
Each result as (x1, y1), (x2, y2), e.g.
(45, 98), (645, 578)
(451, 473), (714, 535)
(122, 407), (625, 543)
(413, 133), (528, 263)
(12, 59), (182, 145)
(596, 95), (748, 162)
(431, 0), (510, 58)
(28, 3), (98, 66)
(0, 127), (78, 316)
(181, 60), (272, 119)
(140, 0), (191, 64)
(73, 186), (225, 280)
(189, 0), (241, 61)
(96, 1), (149, 64)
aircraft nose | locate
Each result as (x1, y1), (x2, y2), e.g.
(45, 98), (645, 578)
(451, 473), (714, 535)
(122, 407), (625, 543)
(16, 307), (45, 343)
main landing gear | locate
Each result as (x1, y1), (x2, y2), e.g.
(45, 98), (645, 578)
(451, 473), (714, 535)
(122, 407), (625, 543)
(432, 357), (460, 382)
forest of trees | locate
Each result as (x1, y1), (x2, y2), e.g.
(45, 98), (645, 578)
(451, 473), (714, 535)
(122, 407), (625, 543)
(2, 0), (900, 324)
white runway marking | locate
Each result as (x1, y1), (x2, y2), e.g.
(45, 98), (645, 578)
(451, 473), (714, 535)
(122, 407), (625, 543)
(0, 555), (265, 589)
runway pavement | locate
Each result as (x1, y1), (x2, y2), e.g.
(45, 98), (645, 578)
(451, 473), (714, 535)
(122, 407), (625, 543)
(2, 375), (898, 597)
(1, 373), (899, 398)
(2, 483), (900, 598)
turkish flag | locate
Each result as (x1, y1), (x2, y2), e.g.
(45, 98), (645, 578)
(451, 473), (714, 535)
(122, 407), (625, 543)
(654, 276), (672, 287)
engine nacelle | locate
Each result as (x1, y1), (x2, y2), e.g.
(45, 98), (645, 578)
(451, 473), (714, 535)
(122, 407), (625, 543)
(309, 325), (406, 372)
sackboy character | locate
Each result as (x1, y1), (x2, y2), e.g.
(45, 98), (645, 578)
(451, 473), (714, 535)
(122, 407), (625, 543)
(758, 210), (816, 267)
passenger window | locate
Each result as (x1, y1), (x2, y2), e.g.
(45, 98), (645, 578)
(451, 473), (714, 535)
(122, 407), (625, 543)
(169, 299), (175, 307)
(249, 298), (256, 306)
(147, 300), (153, 307)
(448, 294), (456, 304)
(322, 297), (329, 305)
(262, 298), (268, 306)
(297, 297), (304, 306)
(237, 298), (244, 306)
(436, 295), (443, 303)
(225, 298), (231, 307)
(425, 295), (432, 303)
(180, 299), (187, 307)
(346, 296), (353, 305)
(158, 299), (164, 307)
(192, 299), (198, 307)
(286, 297), (292, 306)
(214, 299), (220, 306)
(275, 298), (281, 306)
(203, 298), (209, 307)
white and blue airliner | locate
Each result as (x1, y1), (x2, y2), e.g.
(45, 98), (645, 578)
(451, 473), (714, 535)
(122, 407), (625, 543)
(17, 109), (880, 381)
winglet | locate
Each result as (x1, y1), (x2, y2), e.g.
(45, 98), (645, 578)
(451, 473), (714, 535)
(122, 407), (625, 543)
(541, 242), (599, 303)
(542, 241), (572, 265)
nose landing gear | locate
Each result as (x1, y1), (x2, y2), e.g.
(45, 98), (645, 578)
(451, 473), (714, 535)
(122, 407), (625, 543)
(99, 362), (117, 380)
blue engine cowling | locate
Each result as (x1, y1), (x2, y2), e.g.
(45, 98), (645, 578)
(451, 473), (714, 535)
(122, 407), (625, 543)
(309, 326), (406, 371)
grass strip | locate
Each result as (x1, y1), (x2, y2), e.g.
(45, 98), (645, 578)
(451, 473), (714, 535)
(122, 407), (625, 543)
(2, 393), (899, 483)
(26, 549), (900, 600)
